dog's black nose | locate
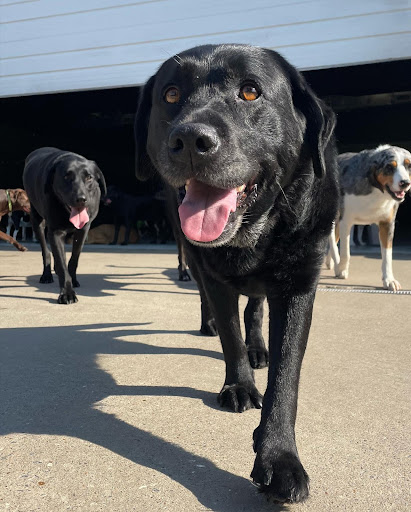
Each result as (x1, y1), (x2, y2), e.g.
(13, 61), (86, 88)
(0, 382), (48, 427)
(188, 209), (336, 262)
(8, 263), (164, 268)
(168, 123), (220, 160)
(399, 179), (410, 189)
(75, 196), (87, 206)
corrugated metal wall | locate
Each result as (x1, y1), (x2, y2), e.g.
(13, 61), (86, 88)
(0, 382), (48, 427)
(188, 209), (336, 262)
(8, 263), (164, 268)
(1, 0), (410, 97)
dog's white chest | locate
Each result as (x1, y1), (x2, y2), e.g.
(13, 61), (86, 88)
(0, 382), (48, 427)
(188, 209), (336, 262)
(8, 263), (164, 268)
(343, 190), (396, 224)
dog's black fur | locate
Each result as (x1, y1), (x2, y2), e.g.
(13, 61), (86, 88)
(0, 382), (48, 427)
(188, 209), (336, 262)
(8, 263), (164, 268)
(134, 44), (339, 503)
(23, 147), (106, 304)
(102, 184), (161, 245)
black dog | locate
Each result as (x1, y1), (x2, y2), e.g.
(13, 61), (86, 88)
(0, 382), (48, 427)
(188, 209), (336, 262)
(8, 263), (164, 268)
(23, 147), (106, 304)
(134, 44), (339, 503)
(102, 184), (165, 245)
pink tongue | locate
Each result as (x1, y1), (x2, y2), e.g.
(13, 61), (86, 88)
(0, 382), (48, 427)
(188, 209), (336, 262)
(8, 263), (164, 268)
(178, 180), (237, 242)
(69, 207), (89, 229)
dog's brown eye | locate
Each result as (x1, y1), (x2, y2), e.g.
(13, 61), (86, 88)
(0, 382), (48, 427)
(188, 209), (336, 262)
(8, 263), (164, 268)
(164, 87), (180, 104)
(85, 174), (92, 181)
(239, 84), (260, 101)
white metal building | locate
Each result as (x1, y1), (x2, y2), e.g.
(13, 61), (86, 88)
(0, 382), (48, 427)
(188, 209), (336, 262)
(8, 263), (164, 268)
(1, 1), (411, 242)
(1, 0), (411, 98)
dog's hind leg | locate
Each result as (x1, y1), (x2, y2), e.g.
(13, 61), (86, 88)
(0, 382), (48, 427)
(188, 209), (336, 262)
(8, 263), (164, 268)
(379, 220), (401, 291)
(31, 207), (53, 281)
(188, 260), (217, 336)
(244, 297), (268, 369)
(335, 218), (352, 279)
(68, 226), (90, 289)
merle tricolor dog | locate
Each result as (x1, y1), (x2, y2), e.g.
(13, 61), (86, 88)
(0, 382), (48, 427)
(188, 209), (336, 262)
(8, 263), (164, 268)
(23, 147), (106, 304)
(134, 44), (339, 503)
(327, 144), (411, 291)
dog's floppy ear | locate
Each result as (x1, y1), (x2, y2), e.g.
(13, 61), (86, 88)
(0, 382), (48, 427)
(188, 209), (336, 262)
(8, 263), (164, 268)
(276, 54), (336, 178)
(369, 165), (384, 193)
(91, 162), (107, 197)
(134, 75), (157, 181)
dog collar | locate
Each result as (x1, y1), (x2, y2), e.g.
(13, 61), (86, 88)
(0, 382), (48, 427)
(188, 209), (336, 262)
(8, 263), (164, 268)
(5, 190), (12, 212)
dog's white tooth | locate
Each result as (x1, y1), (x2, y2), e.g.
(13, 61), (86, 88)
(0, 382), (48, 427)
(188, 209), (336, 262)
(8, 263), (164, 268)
(237, 184), (246, 192)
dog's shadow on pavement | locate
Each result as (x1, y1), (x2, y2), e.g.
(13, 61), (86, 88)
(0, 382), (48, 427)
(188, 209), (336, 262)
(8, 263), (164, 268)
(0, 323), (283, 512)
(19, 267), (198, 304)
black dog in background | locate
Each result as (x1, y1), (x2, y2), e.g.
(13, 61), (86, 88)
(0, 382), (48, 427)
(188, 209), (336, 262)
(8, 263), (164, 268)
(102, 184), (165, 245)
(103, 185), (191, 281)
(23, 147), (106, 304)
(135, 44), (339, 502)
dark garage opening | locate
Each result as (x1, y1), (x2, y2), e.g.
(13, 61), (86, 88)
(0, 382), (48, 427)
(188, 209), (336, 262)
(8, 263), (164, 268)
(1, 58), (410, 244)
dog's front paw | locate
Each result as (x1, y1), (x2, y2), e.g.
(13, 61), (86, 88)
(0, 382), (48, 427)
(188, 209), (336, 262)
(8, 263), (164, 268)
(58, 290), (78, 304)
(218, 383), (263, 412)
(200, 319), (218, 336)
(40, 273), (53, 284)
(178, 269), (191, 281)
(383, 278), (401, 292)
(324, 253), (333, 270)
(247, 345), (268, 369)
(335, 267), (349, 279)
(251, 451), (309, 503)
(15, 243), (28, 252)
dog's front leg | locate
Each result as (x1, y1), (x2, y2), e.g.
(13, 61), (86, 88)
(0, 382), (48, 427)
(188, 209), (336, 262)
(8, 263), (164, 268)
(379, 220), (401, 291)
(110, 219), (120, 245)
(49, 229), (77, 304)
(251, 290), (314, 503)
(335, 218), (352, 279)
(68, 226), (90, 288)
(204, 277), (263, 412)
(325, 220), (340, 270)
(121, 219), (131, 245)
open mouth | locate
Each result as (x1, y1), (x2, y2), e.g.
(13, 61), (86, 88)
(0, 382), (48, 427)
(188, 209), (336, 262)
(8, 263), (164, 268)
(178, 178), (257, 243)
(386, 185), (407, 201)
(68, 205), (89, 229)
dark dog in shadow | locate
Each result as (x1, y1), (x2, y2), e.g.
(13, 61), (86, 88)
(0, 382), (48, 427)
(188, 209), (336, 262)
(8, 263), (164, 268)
(23, 147), (106, 304)
(103, 185), (191, 281)
(102, 184), (163, 245)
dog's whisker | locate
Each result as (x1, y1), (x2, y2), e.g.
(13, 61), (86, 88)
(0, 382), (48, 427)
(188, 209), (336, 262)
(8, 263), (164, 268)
(276, 180), (296, 216)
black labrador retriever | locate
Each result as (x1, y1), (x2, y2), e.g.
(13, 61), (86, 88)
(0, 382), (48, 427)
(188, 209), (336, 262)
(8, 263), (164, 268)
(23, 147), (106, 304)
(134, 44), (339, 503)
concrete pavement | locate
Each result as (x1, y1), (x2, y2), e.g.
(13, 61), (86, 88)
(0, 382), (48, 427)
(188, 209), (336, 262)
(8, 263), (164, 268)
(0, 242), (410, 512)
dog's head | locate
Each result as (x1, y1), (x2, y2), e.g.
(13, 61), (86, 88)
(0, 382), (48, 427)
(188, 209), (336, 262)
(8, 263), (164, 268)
(46, 153), (107, 229)
(102, 184), (121, 206)
(9, 188), (31, 214)
(135, 44), (335, 247)
(369, 145), (411, 201)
